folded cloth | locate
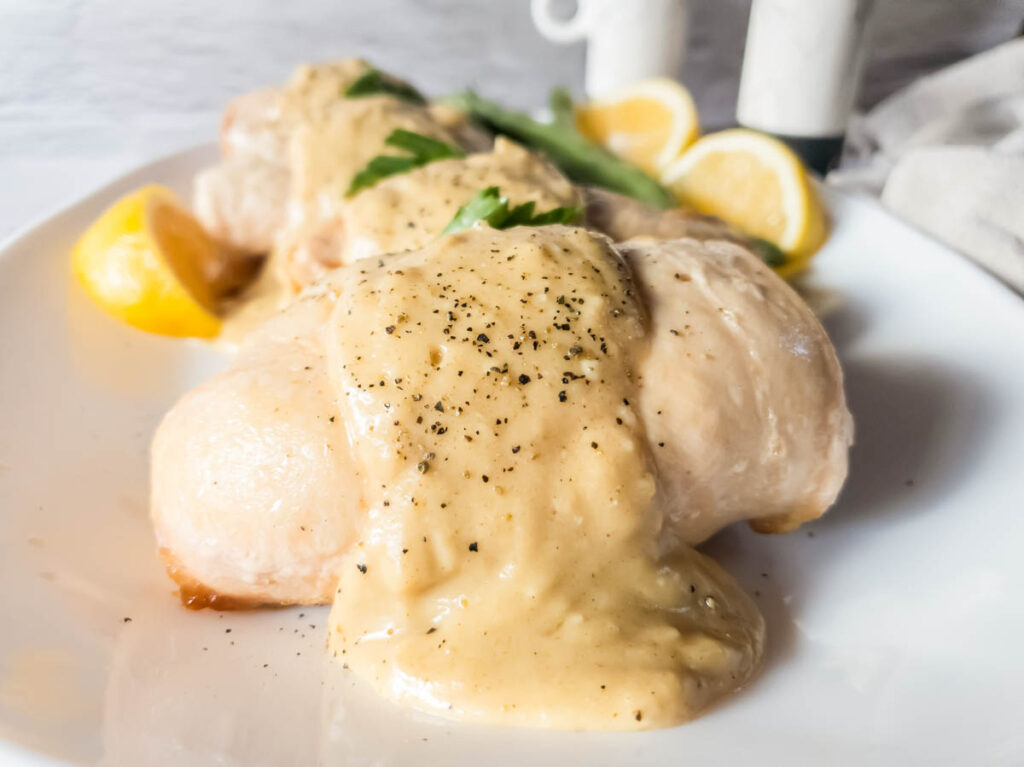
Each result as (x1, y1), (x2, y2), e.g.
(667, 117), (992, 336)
(830, 38), (1024, 294)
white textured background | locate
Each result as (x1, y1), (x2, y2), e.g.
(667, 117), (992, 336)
(1, 0), (1021, 237)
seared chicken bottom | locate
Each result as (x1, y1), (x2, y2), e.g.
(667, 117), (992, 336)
(152, 230), (850, 608)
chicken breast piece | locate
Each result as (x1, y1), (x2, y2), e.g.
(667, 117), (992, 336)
(150, 285), (363, 606)
(197, 61), (375, 255)
(625, 237), (852, 543)
(278, 137), (580, 287)
(219, 87), (289, 163)
(584, 187), (747, 244)
(195, 59), (490, 259)
(193, 155), (290, 255)
(219, 59), (379, 164)
(151, 232), (851, 607)
(284, 95), (460, 238)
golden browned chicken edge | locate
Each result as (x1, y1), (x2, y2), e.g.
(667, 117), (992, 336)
(747, 505), (822, 535)
(158, 548), (322, 611)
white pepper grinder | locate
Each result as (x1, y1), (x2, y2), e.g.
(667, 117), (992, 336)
(737, 0), (877, 174)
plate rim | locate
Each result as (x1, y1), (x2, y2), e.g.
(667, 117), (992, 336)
(1, 143), (1023, 767)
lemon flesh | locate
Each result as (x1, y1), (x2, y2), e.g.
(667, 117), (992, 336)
(661, 129), (828, 262)
(72, 185), (223, 338)
(576, 78), (699, 176)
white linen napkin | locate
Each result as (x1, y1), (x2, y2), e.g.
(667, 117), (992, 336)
(829, 38), (1024, 293)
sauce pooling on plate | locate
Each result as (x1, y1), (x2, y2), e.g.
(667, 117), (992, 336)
(326, 225), (763, 729)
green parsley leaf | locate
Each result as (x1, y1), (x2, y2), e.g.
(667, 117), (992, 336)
(442, 187), (509, 233)
(344, 69), (427, 105)
(385, 129), (464, 161)
(346, 130), (464, 197)
(502, 201), (542, 228)
(748, 237), (788, 268)
(442, 187), (581, 235)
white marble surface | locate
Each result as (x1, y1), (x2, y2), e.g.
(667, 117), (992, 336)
(0, 0), (1020, 239)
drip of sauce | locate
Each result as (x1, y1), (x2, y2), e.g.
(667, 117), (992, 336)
(215, 258), (294, 349)
(325, 225), (763, 730)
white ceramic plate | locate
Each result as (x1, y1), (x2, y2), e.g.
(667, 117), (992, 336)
(2, 145), (1023, 767)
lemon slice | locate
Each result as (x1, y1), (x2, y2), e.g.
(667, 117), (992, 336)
(575, 78), (699, 176)
(72, 185), (223, 338)
(661, 129), (828, 264)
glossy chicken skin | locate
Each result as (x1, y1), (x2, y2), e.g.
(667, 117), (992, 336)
(193, 59), (489, 259)
(193, 60), (373, 255)
(151, 287), (361, 605)
(151, 231), (851, 606)
(623, 237), (851, 542)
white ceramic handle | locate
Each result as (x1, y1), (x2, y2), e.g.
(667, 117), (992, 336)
(530, 0), (595, 43)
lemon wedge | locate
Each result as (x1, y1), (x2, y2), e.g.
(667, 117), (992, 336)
(72, 185), (223, 338)
(661, 129), (828, 266)
(575, 78), (699, 176)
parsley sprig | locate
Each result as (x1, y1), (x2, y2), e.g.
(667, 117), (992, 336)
(344, 68), (427, 105)
(748, 237), (787, 267)
(442, 186), (581, 235)
(346, 129), (464, 197)
(445, 90), (676, 209)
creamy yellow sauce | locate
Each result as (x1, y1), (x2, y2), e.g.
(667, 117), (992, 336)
(215, 59), (581, 345)
(273, 93), (458, 291)
(219, 66), (463, 341)
(215, 261), (294, 348)
(221, 139), (577, 345)
(339, 137), (579, 263)
(280, 59), (374, 118)
(324, 225), (763, 730)
(288, 95), (457, 232)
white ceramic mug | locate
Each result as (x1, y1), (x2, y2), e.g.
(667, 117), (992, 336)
(530, 0), (689, 98)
